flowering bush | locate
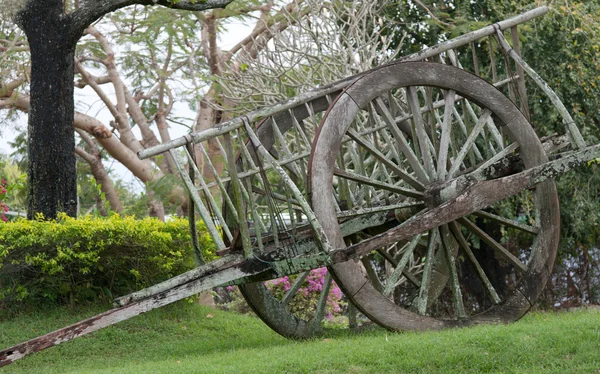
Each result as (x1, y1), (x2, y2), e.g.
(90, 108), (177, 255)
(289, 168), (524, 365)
(0, 179), (8, 222)
(265, 267), (345, 321)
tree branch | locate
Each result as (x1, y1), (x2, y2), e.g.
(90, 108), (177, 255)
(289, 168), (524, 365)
(71, 0), (235, 39)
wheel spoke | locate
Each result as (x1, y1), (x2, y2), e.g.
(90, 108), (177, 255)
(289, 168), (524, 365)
(464, 99), (505, 151)
(472, 210), (539, 235)
(406, 87), (436, 179)
(437, 89), (456, 180)
(311, 271), (334, 327)
(362, 256), (384, 293)
(382, 233), (423, 297)
(281, 271), (310, 306)
(333, 167), (423, 199)
(376, 247), (421, 288)
(415, 229), (440, 315)
(440, 225), (466, 319)
(373, 97), (430, 183)
(457, 217), (528, 272)
(448, 109), (492, 177)
(449, 221), (501, 304)
(453, 107), (484, 161)
(347, 129), (424, 191)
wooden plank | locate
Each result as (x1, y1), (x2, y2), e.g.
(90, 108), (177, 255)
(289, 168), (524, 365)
(184, 146), (233, 242)
(169, 149), (226, 251)
(185, 143), (205, 266)
(223, 132), (254, 258)
(0, 257), (268, 368)
(337, 201), (423, 219)
(333, 142), (600, 263)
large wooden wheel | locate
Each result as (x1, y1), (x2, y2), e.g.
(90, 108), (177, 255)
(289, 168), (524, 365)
(309, 62), (560, 330)
(219, 97), (349, 339)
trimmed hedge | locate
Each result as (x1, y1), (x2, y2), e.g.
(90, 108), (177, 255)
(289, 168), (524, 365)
(0, 214), (216, 306)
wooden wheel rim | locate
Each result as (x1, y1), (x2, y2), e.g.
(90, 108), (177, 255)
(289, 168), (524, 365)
(222, 96), (343, 338)
(309, 61), (560, 330)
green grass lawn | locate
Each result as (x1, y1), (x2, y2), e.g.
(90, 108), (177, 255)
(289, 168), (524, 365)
(1, 302), (599, 373)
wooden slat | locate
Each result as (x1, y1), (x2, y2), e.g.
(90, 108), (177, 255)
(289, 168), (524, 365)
(472, 210), (539, 234)
(449, 222), (501, 304)
(382, 233), (423, 297)
(457, 217), (528, 272)
(440, 225), (466, 318)
(448, 109), (492, 177)
(437, 89), (456, 180)
(374, 98), (430, 183)
(415, 229), (439, 315)
(333, 167), (424, 199)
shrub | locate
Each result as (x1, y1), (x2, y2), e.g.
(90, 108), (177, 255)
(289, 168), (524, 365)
(0, 179), (8, 222)
(0, 213), (215, 307)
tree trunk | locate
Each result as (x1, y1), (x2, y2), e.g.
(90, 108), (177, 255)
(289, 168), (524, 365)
(21, 1), (78, 219)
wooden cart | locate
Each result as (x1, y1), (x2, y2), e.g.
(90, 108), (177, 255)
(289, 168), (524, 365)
(2, 5), (597, 366)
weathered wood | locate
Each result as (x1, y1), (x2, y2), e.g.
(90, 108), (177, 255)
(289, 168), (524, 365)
(243, 118), (333, 254)
(336, 139), (600, 263)
(494, 26), (586, 149)
(337, 201), (423, 219)
(414, 229), (438, 315)
(382, 234), (423, 297)
(114, 253), (243, 307)
(510, 26), (530, 121)
(440, 225), (466, 318)
(457, 217), (528, 272)
(311, 61), (561, 331)
(347, 128), (424, 191)
(448, 109), (492, 177)
(374, 97), (430, 182)
(169, 148), (227, 251)
(184, 146), (233, 242)
(449, 221), (501, 304)
(330, 145), (583, 262)
(0, 256), (268, 367)
(436, 89), (455, 179)
(222, 133), (253, 257)
(333, 168), (424, 199)
(138, 7), (549, 161)
(281, 271), (310, 306)
(186, 143), (205, 266)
